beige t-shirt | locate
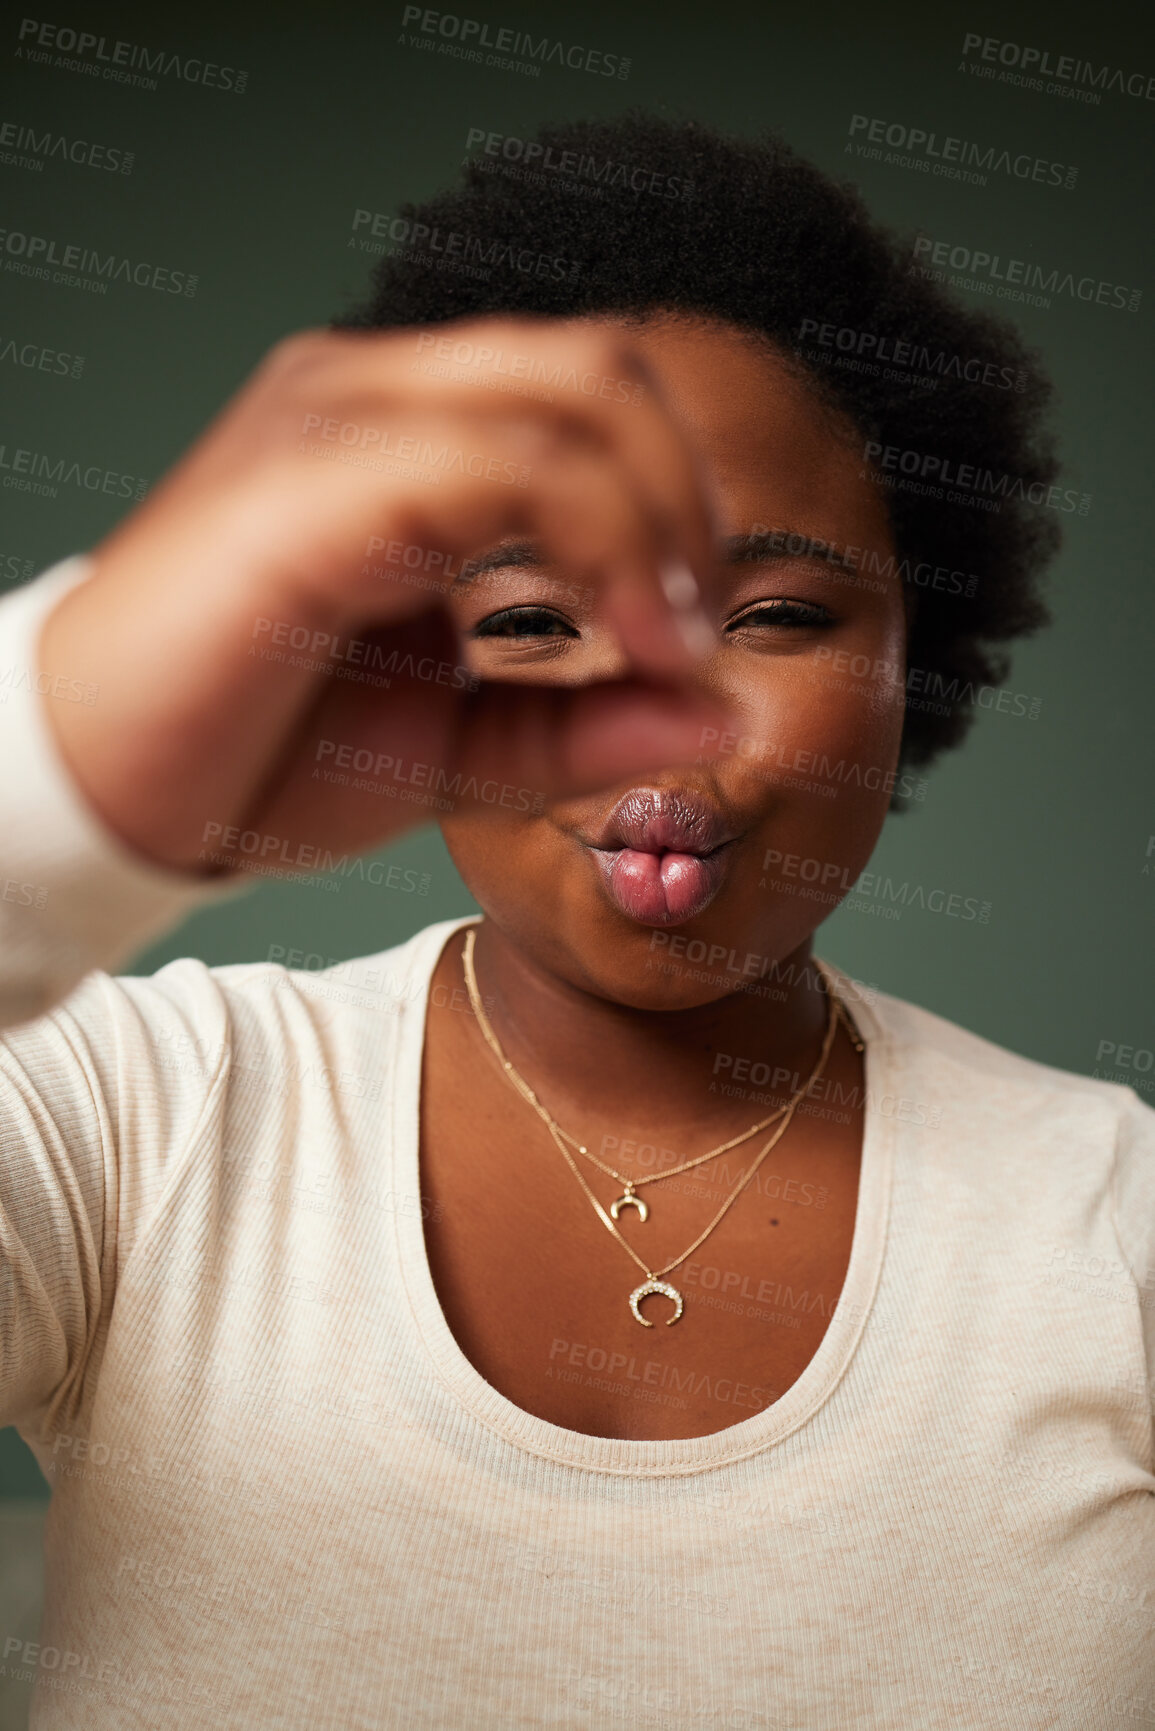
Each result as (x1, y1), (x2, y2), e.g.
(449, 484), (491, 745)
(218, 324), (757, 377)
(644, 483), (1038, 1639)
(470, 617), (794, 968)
(1, 560), (1154, 1729)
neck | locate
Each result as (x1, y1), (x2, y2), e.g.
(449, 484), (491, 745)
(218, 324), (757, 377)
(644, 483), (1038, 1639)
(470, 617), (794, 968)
(464, 918), (835, 1148)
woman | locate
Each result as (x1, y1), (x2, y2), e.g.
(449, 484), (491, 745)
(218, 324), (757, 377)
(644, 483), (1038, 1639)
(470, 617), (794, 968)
(1, 114), (1151, 1728)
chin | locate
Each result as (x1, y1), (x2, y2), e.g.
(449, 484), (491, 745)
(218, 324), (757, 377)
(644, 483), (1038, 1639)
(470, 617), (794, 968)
(441, 820), (820, 1007)
(552, 886), (811, 1012)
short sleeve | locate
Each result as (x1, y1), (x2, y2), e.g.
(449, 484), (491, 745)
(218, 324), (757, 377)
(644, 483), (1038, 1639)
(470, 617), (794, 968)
(1111, 1087), (1155, 1413)
(0, 958), (233, 1441)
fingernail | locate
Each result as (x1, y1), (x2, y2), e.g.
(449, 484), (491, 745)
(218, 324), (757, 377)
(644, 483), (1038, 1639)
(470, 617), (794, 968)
(659, 559), (715, 659)
(659, 559), (701, 611)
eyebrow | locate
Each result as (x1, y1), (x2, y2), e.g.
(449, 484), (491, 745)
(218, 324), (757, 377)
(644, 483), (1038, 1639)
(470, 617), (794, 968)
(455, 529), (858, 587)
(723, 530), (851, 568)
(455, 540), (541, 585)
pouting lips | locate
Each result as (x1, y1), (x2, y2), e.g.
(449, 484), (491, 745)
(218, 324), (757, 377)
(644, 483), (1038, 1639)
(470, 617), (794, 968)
(581, 788), (739, 926)
(590, 843), (733, 924)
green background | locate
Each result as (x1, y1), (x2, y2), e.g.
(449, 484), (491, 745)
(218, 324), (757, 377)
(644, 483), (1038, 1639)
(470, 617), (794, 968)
(1, 0), (1152, 1502)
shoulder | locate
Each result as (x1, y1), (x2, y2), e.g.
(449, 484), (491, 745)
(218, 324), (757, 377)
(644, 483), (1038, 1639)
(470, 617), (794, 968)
(827, 967), (1155, 1294)
(847, 968), (1155, 1211)
(46, 914), (477, 1090)
(858, 974), (1149, 1117)
(127, 909), (475, 1027)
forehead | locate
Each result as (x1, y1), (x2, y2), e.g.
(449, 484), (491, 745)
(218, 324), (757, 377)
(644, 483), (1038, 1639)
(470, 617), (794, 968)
(611, 314), (892, 550)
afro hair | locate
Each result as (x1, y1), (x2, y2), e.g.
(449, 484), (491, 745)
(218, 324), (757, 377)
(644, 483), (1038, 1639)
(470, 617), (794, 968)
(336, 111), (1060, 782)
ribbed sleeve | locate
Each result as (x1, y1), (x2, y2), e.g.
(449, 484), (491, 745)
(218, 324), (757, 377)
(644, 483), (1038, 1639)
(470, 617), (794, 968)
(0, 557), (248, 1437)
(1112, 1089), (1155, 1408)
(0, 557), (249, 1029)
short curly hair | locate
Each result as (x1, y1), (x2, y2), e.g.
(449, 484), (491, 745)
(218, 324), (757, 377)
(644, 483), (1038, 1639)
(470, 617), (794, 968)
(335, 110), (1059, 779)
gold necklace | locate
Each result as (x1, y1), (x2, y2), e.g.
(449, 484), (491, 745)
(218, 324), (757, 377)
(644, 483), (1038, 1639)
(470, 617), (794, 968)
(460, 925), (858, 1327)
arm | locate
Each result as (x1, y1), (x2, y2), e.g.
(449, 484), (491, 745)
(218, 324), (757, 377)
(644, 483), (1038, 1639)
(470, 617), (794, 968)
(0, 558), (246, 1437)
(0, 315), (725, 1440)
(1111, 1088), (1155, 1433)
(0, 556), (245, 1030)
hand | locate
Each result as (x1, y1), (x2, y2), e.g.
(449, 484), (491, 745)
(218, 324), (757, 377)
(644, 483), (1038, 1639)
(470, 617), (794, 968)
(37, 317), (729, 873)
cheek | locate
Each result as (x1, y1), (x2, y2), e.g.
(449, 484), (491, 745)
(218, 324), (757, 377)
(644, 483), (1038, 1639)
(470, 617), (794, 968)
(707, 644), (907, 777)
(709, 652), (907, 899)
(439, 811), (556, 917)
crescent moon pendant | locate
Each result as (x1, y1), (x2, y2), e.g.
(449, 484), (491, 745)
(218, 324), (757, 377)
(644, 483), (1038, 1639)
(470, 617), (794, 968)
(610, 1191), (649, 1222)
(629, 1279), (684, 1327)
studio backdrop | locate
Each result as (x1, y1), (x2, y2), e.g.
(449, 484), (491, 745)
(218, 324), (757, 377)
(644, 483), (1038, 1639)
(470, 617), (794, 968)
(0, 0), (1151, 1526)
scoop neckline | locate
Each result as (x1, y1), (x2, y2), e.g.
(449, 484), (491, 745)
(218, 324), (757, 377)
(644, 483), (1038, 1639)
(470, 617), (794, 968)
(389, 914), (895, 1476)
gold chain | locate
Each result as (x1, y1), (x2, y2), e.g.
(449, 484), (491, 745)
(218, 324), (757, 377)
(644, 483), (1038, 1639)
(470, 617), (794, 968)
(459, 923), (860, 1325)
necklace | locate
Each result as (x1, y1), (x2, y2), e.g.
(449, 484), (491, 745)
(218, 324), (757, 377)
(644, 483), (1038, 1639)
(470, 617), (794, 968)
(541, 1078), (805, 1224)
(460, 925), (860, 1327)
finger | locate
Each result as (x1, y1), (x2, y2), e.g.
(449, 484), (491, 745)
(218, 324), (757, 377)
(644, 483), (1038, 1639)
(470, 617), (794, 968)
(455, 677), (731, 802)
(272, 322), (721, 667)
(260, 411), (707, 678)
(236, 613), (731, 859)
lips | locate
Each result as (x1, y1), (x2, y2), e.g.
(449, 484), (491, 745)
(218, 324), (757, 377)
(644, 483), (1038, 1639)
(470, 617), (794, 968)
(581, 788), (738, 926)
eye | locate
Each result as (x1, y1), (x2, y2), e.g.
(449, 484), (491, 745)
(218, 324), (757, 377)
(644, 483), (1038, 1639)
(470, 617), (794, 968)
(471, 606), (580, 640)
(725, 598), (833, 632)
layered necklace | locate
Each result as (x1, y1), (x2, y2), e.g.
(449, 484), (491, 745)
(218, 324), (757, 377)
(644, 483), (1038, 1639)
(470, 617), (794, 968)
(461, 925), (864, 1328)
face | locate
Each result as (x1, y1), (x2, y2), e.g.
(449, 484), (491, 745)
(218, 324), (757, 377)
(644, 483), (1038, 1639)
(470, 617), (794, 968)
(441, 314), (908, 1009)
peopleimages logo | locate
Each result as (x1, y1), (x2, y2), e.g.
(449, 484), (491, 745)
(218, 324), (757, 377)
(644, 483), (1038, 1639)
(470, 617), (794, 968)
(0, 336), (84, 378)
(0, 118), (133, 173)
(847, 114), (1076, 190)
(463, 129), (691, 200)
(959, 33), (1155, 104)
(0, 227), (198, 296)
(910, 234), (1141, 314)
(797, 319), (1026, 394)
(14, 18), (248, 92)
(400, 8), (630, 78)
(0, 440), (147, 501)
(349, 209), (579, 283)
(862, 439), (1090, 516)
